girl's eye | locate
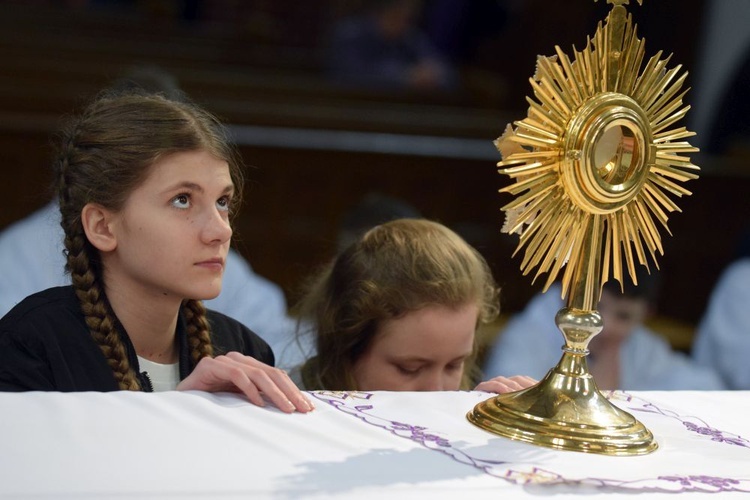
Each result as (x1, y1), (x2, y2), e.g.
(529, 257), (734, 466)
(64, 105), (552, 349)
(171, 194), (191, 209)
(446, 362), (464, 373)
(216, 196), (231, 212)
(396, 365), (421, 376)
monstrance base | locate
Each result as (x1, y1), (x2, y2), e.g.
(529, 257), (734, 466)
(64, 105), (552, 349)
(467, 355), (658, 456)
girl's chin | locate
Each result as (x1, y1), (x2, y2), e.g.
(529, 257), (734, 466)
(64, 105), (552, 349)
(187, 286), (222, 302)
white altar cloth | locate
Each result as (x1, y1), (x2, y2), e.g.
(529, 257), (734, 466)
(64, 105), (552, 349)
(1, 390), (749, 499)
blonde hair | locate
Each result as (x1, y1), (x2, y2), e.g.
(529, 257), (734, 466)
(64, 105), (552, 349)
(54, 91), (244, 390)
(297, 218), (499, 390)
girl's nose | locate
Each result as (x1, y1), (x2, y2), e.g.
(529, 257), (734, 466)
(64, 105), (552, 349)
(201, 209), (233, 244)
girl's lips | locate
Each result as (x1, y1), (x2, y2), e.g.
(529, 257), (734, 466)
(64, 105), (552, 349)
(195, 259), (224, 270)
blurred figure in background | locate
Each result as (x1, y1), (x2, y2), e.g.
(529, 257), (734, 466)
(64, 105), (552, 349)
(336, 191), (421, 252)
(692, 228), (750, 389)
(483, 268), (725, 390)
(325, 0), (457, 92)
(109, 64), (185, 100)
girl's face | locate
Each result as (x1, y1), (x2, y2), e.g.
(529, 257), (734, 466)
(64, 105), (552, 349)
(104, 150), (234, 303)
(351, 303), (477, 391)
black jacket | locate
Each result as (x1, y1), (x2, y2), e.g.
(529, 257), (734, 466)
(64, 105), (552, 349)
(0, 286), (274, 392)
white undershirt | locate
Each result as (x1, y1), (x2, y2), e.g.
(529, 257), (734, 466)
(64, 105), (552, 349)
(137, 356), (180, 392)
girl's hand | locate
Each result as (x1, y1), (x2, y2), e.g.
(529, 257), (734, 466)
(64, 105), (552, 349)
(176, 351), (314, 413)
(474, 375), (537, 394)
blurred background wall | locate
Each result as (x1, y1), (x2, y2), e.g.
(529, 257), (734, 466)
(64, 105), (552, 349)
(1, 0), (748, 348)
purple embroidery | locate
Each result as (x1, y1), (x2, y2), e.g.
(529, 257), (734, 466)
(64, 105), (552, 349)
(682, 422), (750, 447)
(659, 475), (744, 492)
(311, 391), (750, 493)
(391, 422), (451, 448)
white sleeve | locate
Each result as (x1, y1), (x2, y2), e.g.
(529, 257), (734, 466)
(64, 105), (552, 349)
(624, 328), (726, 390)
(0, 203), (68, 317)
(482, 289), (566, 380)
(692, 258), (750, 389)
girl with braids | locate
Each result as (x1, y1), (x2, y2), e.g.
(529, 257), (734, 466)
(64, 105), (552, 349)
(0, 91), (313, 413)
(292, 218), (536, 393)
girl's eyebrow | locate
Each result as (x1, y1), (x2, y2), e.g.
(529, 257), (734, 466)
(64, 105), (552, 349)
(449, 352), (471, 364)
(162, 182), (234, 195)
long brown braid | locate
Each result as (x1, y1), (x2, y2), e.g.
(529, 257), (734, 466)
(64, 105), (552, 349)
(54, 91), (243, 390)
(183, 299), (214, 366)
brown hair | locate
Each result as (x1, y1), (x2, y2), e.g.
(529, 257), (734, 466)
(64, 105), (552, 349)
(54, 91), (244, 390)
(296, 218), (499, 390)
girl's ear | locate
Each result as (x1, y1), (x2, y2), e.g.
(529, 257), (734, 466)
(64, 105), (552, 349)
(81, 203), (117, 252)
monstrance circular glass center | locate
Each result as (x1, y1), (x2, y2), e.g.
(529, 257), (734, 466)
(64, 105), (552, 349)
(563, 93), (653, 215)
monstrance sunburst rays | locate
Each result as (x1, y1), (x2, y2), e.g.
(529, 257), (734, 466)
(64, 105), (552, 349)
(496, 6), (699, 308)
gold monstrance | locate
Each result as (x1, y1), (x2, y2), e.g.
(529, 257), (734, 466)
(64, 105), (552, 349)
(467, 0), (699, 456)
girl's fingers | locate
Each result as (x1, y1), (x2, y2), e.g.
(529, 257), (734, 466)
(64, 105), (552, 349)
(474, 379), (512, 393)
(211, 356), (266, 408)
(178, 354), (313, 413)
(224, 352), (314, 413)
(508, 375), (538, 388)
(474, 374), (537, 394)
